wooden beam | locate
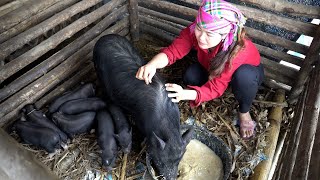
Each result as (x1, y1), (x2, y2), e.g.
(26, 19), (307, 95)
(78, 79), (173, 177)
(0, 19), (129, 126)
(255, 44), (303, 67)
(0, 0), (127, 83)
(308, 112), (320, 179)
(139, 15), (182, 36)
(280, 82), (309, 180)
(261, 57), (298, 79)
(143, 0), (318, 37)
(0, 0), (11, 7)
(238, 0), (320, 19)
(273, 85), (307, 180)
(235, 5), (318, 37)
(263, 78), (291, 91)
(245, 27), (308, 55)
(140, 23), (175, 43)
(250, 89), (286, 180)
(289, 25), (320, 103)
(138, 6), (191, 27)
(0, 0), (102, 61)
(35, 64), (96, 109)
(0, 0), (30, 17)
(138, 0), (197, 19)
(129, 0), (139, 41)
(268, 131), (288, 180)
(0, 0), (61, 34)
(0, 54), (92, 125)
(0, 0), (79, 44)
(292, 63), (320, 179)
(0, 6), (127, 102)
(263, 67), (294, 87)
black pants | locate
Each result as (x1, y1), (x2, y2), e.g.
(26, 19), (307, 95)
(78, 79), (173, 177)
(183, 63), (264, 113)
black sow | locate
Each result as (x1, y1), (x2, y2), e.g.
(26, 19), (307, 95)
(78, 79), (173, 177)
(93, 34), (193, 180)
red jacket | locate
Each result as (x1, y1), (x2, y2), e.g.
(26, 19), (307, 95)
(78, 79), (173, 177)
(161, 24), (260, 107)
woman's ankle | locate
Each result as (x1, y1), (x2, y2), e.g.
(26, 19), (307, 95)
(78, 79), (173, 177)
(238, 112), (252, 122)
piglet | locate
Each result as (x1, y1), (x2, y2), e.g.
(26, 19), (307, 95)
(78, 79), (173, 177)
(52, 111), (96, 138)
(96, 110), (118, 170)
(22, 104), (68, 145)
(108, 104), (132, 154)
(49, 83), (95, 113)
(13, 120), (61, 153)
(58, 97), (106, 114)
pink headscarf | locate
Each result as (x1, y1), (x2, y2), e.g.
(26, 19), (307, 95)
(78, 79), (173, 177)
(192, 0), (246, 51)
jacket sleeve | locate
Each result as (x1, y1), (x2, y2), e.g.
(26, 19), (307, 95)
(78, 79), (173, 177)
(161, 25), (194, 65)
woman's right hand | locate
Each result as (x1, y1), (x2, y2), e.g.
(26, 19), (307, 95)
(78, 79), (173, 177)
(136, 63), (156, 85)
(136, 53), (169, 85)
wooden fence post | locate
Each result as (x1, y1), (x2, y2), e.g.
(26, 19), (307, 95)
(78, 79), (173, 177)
(288, 25), (320, 104)
(129, 0), (139, 41)
(250, 89), (286, 180)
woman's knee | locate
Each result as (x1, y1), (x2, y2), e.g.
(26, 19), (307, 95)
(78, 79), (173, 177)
(231, 64), (264, 112)
(231, 64), (261, 88)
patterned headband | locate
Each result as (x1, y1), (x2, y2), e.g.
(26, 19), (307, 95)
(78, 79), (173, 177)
(194, 0), (246, 51)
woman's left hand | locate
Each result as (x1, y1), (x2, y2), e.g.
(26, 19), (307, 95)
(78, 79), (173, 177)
(165, 83), (197, 103)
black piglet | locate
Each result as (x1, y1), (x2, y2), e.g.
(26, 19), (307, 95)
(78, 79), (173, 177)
(52, 111), (96, 138)
(49, 83), (95, 114)
(13, 120), (61, 153)
(58, 97), (106, 115)
(108, 104), (132, 154)
(96, 110), (118, 170)
(22, 104), (68, 144)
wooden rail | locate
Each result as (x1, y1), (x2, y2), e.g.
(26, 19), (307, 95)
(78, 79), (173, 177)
(0, 5), (128, 102)
(0, 17), (129, 127)
(0, 0), (79, 44)
(0, 0), (102, 62)
(0, 0), (126, 83)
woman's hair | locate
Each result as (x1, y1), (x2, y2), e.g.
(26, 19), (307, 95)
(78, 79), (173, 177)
(208, 28), (247, 79)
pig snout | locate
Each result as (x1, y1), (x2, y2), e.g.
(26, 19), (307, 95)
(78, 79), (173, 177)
(148, 128), (194, 180)
(58, 97), (106, 114)
(114, 129), (132, 154)
(96, 110), (118, 169)
(101, 150), (117, 170)
(52, 111), (96, 138)
(49, 83), (95, 113)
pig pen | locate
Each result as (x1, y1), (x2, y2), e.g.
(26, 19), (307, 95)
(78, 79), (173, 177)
(0, 0), (319, 180)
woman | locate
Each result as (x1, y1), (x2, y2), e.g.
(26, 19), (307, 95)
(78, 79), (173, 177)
(136, 0), (264, 139)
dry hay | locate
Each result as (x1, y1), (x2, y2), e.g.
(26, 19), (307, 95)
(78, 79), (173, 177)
(9, 35), (294, 180)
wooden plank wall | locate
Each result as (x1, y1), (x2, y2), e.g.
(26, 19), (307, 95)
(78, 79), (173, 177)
(0, 0), (131, 126)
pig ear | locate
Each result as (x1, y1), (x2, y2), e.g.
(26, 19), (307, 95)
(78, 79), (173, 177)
(182, 127), (194, 145)
(152, 132), (166, 150)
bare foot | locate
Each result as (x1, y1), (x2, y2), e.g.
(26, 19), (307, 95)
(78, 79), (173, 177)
(239, 112), (255, 139)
